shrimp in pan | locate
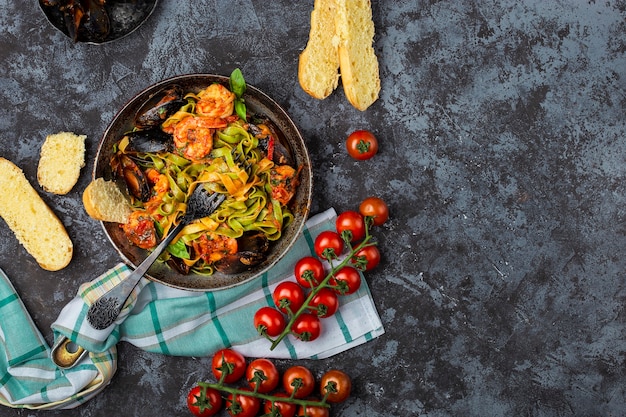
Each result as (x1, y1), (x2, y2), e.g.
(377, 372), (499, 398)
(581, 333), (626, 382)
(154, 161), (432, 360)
(196, 83), (236, 118)
(173, 116), (228, 161)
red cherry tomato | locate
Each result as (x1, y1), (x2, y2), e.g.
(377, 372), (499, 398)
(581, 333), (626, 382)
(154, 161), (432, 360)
(308, 287), (339, 318)
(294, 256), (325, 288)
(187, 385), (222, 417)
(211, 348), (246, 384)
(253, 306), (286, 337)
(296, 401), (330, 417)
(246, 358), (280, 393)
(346, 130), (378, 160)
(272, 281), (306, 314)
(282, 366), (315, 399)
(320, 369), (352, 403)
(314, 230), (344, 260)
(263, 392), (297, 417)
(226, 388), (261, 417)
(330, 266), (362, 295)
(335, 210), (366, 242)
(359, 196), (389, 226)
(352, 244), (381, 271)
(292, 313), (322, 342)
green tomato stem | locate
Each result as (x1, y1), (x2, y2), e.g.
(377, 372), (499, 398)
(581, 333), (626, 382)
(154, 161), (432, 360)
(268, 221), (376, 350)
(198, 381), (330, 409)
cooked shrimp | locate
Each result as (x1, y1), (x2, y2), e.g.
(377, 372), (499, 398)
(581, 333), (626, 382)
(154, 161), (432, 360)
(173, 116), (228, 160)
(146, 168), (169, 194)
(269, 164), (298, 205)
(196, 83), (236, 118)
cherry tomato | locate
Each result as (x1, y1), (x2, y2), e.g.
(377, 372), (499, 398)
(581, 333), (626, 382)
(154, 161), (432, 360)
(314, 230), (344, 260)
(292, 313), (322, 342)
(187, 385), (222, 417)
(352, 244), (381, 271)
(296, 401), (330, 417)
(346, 129), (378, 160)
(226, 388), (261, 417)
(282, 366), (315, 399)
(308, 287), (339, 318)
(246, 358), (280, 393)
(320, 369), (352, 403)
(254, 306), (286, 337)
(359, 196), (389, 226)
(272, 281), (306, 314)
(330, 266), (362, 295)
(263, 392), (297, 417)
(211, 348), (246, 384)
(294, 256), (325, 288)
(335, 210), (366, 242)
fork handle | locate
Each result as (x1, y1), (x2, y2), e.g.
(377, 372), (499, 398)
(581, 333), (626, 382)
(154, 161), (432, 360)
(127, 220), (186, 284)
(87, 221), (187, 329)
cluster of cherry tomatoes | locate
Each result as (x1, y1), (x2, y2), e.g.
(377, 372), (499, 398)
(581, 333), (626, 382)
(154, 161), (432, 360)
(253, 197), (389, 349)
(187, 348), (351, 417)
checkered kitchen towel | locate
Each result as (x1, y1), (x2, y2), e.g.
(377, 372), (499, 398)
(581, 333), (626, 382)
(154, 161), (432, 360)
(0, 208), (384, 409)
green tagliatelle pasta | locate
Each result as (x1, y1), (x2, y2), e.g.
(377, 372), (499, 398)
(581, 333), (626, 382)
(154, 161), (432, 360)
(118, 86), (296, 276)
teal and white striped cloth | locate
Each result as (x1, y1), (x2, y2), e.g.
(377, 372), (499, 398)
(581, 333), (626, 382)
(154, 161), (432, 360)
(0, 208), (384, 410)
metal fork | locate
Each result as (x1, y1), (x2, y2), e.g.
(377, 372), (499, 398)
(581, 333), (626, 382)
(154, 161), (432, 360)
(86, 185), (226, 330)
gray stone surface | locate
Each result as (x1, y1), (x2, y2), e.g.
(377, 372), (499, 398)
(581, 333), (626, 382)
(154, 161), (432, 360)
(1, 1), (625, 416)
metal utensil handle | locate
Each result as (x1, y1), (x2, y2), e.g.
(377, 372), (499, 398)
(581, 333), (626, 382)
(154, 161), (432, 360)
(86, 220), (186, 330)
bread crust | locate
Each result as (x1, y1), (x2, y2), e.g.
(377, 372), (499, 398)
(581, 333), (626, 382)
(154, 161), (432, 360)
(82, 178), (132, 224)
(298, 0), (340, 99)
(335, 0), (380, 111)
(299, 0), (380, 110)
(0, 157), (73, 271)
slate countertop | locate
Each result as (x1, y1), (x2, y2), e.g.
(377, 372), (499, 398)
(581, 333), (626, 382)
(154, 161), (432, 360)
(1, 1), (625, 416)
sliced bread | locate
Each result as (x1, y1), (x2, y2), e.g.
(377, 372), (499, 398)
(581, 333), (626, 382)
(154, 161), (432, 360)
(83, 178), (132, 224)
(0, 157), (73, 271)
(335, 0), (381, 111)
(298, 0), (340, 99)
(37, 131), (86, 195)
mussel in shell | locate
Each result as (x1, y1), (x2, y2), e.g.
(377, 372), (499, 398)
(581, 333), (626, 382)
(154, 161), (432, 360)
(125, 128), (174, 153)
(41, 0), (110, 43)
(249, 115), (294, 166)
(213, 232), (270, 274)
(134, 85), (187, 129)
(110, 153), (151, 202)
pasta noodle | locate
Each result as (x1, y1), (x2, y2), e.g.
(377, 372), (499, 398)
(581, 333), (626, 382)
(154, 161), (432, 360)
(113, 83), (298, 275)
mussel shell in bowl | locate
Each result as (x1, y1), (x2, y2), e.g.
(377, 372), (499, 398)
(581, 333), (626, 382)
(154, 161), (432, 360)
(39, 0), (158, 44)
(94, 74), (313, 291)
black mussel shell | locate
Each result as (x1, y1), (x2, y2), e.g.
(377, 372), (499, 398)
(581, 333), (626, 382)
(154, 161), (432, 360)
(214, 232), (270, 274)
(110, 153), (151, 202)
(167, 257), (191, 275)
(250, 115), (294, 166)
(125, 128), (174, 153)
(134, 85), (186, 129)
(81, 0), (111, 43)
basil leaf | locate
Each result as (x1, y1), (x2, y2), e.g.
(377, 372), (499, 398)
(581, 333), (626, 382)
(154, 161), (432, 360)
(235, 98), (247, 121)
(168, 238), (190, 259)
(230, 68), (246, 97)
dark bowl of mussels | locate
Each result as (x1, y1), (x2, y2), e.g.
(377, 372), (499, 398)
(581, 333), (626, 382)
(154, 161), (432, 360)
(39, 0), (158, 44)
(93, 73), (313, 291)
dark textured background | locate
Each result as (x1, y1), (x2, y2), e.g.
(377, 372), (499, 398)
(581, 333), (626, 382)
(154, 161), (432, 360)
(1, 1), (625, 416)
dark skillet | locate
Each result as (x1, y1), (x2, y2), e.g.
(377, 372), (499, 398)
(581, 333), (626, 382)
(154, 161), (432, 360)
(93, 74), (313, 291)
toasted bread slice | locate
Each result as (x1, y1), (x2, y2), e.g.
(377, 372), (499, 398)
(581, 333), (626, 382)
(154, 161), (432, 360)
(83, 178), (132, 224)
(298, 0), (340, 99)
(335, 0), (381, 110)
(0, 157), (73, 271)
(37, 131), (86, 195)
